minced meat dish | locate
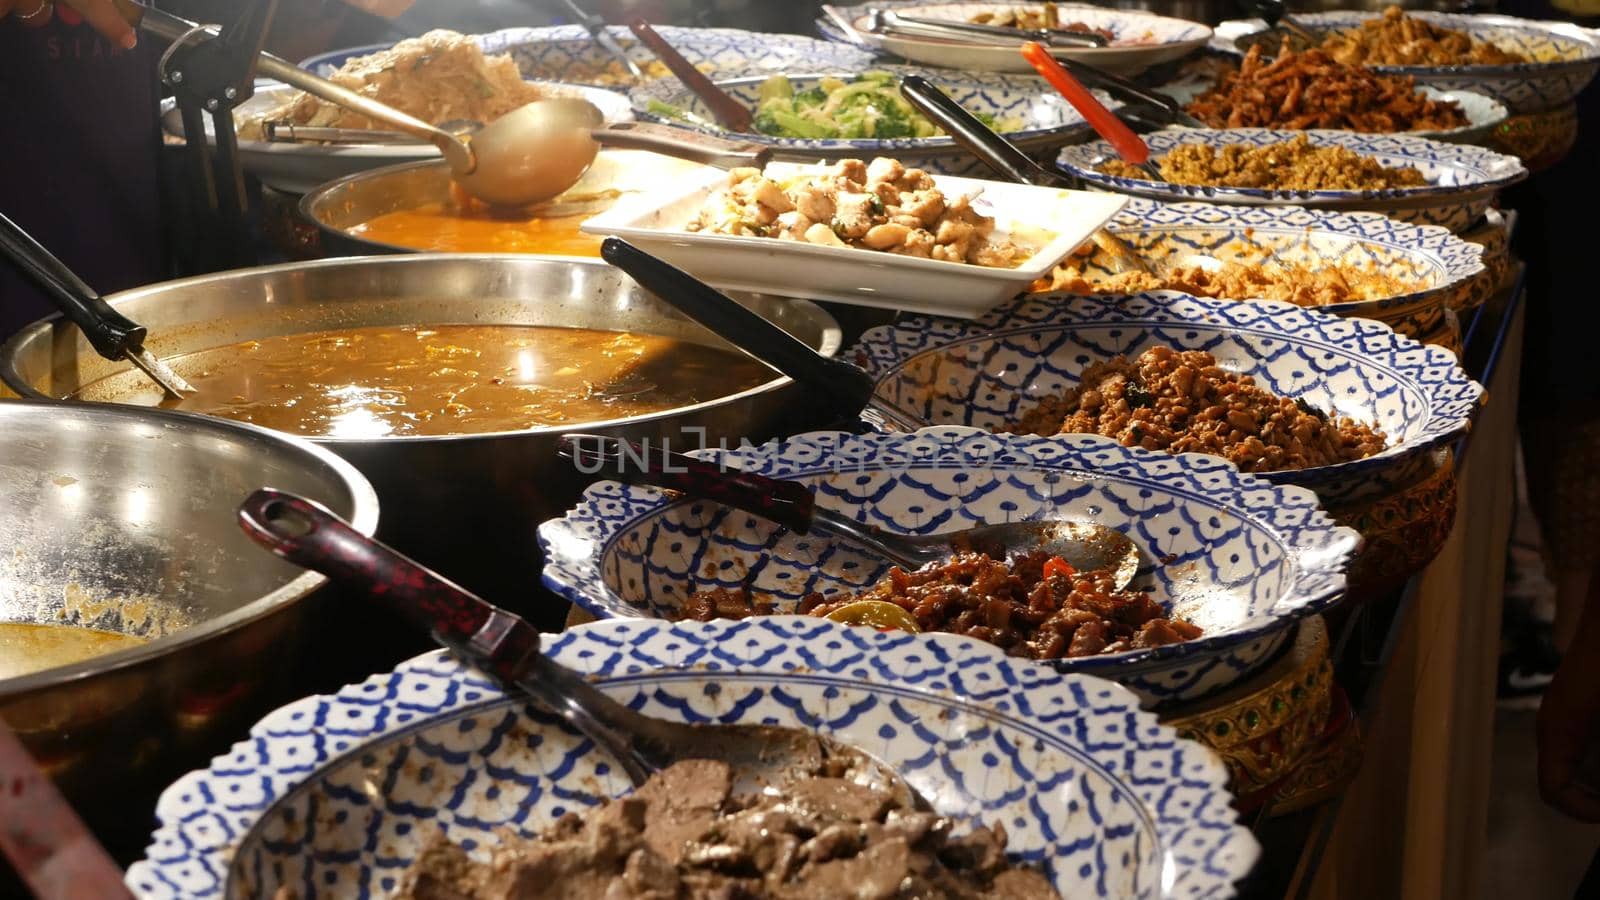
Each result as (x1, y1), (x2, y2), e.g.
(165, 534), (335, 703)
(1001, 346), (1387, 472)
(395, 759), (1062, 899)
(684, 550), (1202, 660)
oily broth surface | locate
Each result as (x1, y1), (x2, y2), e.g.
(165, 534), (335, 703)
(349, 205), (602, 256)
(0, 622), (147, 680)
(73, 324), (774, 438)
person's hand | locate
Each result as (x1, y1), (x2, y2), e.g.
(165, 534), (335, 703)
(2, 0), (138, 48)
(1539, 593), (1600, 822)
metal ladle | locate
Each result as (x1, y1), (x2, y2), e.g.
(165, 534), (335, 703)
(0, 213), (194, 400)
(558, 434), (1142, 590)
(238, 488), (926, 805)
(131, 5), (768, 209)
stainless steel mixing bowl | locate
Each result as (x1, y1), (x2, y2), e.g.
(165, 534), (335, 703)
(0, 255), (842, 627)
(0, 399), (378, 847)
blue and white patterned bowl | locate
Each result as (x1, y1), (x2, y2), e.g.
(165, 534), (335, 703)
(126, 619), (1260, 899)
(301, 25), (880, 86)
(849, 292), (1484, 507)
(1216, 12), (1600, 114)
(631, 66), (1096, 175)
(1046, 198), (1486, 353)
(1056, 128), (1526, 233)
(539, 428), (1359, 705)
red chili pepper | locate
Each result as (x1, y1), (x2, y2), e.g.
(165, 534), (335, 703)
(1043, 556), (1076, 580)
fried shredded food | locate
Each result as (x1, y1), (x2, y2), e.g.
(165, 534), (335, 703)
(1041, 254), (1420, 307)
(1100, 134), (1429, 191)
(683, 551), (1202, 660)
(1320, 6), (1528, 66)
(686, 158), (1036, 267)
(1000, 347), (1388, 472)
(1186, 41), (1470, 132)
(240, 30), (546, 139)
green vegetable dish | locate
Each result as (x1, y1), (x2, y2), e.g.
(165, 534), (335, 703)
(650, 72), (1018, 140)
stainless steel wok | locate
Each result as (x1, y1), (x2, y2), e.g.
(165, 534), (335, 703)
(0, 255), (842, 627)
(0, 400), (378, 850)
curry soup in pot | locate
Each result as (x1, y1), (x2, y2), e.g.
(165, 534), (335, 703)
(72, 324), (775, 439)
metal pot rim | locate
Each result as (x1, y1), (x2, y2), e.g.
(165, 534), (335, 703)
(0, 254), (844, 445)
(0, 399), (381, 699)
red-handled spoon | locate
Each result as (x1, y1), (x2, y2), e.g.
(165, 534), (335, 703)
(1021, 40), (1162, 181)
(627, 17), (753, 132)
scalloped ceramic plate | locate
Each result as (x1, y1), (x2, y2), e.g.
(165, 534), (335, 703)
(127, 618), (1260, 899)
(629, 66), (1099, 177)
(1042, 198), (1485, 351)
(300, 25), (880, 87)
(830, 2), (1212, 76)
(540, 428), (1358, 705)
(1055, 128), (1526, 233)
(849, 292), (1484, 507)
(1215, 12), (1600, 114)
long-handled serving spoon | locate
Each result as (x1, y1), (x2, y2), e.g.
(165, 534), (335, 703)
(626, 17), (753, 132)
(557, 434), (1142, 590)
(0, 213), (194, 400)
(238, 488), (926, 806)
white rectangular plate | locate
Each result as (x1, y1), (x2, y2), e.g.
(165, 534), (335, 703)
(581, 162), (1130, 319)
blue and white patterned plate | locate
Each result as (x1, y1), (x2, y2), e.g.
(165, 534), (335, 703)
(828, 2), (1212, 76)
(1056, 128), (1526, 233)
(849, 292), (1484, 507)
(630, 66), (1097, 176)
(1047, 198), (1486, 352)
(301, 25), (880, 86)
(1216, 12), (1600, 114)
(126, 619), (1260, 899)
(540, 428), (1359, 705)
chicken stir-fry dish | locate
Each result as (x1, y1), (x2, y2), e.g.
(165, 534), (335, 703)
(685, 158), (1037, 268)
(239, 30), (547, 140)
(1319, 6), (1529, 67)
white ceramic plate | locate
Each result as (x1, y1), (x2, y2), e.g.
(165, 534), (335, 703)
(831, 2), (1212, 76)
(161, 81), (633, 194)
(581, 163), (1129, 317)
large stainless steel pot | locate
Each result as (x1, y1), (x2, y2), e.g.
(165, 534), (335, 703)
(0, 255), (842, 629)
(298, 152), (709, 259)
(0, 400), (378, 852)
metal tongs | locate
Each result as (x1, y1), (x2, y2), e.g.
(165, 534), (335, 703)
(263, 119), (481, 145)
(1235, 0), (1319, 48)
(555, 0), (643, 79)
(866, 8), (1109, 48)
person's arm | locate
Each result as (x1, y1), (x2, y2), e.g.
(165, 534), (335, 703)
(2, 0), (138, 47)
(3, 0), (415, 52)
(1539, 572), (1600, 821)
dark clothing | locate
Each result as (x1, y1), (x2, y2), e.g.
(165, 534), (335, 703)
(1499, 0), (1600, 414)
(0, 15), (165, 340)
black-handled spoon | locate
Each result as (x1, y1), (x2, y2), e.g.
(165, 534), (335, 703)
(599, 237), (927, 432)
(0, 213), (193, 399)
(557, 434), (1142, 586)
